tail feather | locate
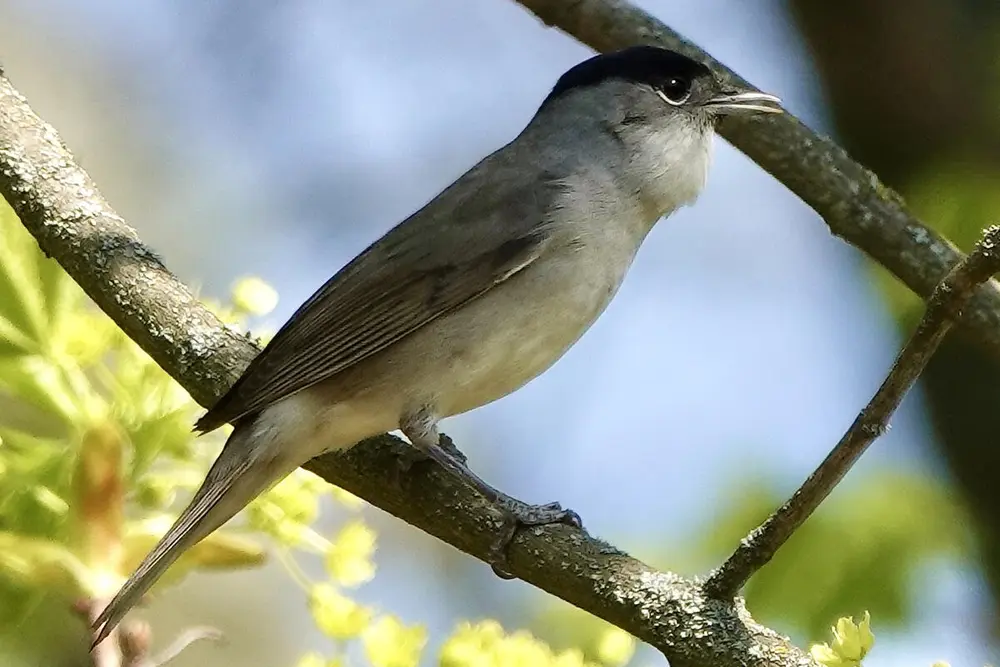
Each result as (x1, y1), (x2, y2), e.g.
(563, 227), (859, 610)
(91, 429), (292, 648)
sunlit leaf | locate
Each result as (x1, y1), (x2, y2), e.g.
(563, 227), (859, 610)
(0, 203), (49, 348)
(0, 531), (90, 597)
(0, 357), (79, 429)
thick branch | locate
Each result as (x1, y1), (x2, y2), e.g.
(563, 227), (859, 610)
(514, 0), (1000, 357)
(0, 67), (810, 666)
(311, 437), (811, 667)
(706, 225), (1000, 598)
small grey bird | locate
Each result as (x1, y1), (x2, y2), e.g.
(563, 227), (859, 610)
(92, 45), (781, 644)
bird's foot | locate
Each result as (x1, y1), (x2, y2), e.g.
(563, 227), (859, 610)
(489, 498), (583, 579)
(391, 433), (468, 491)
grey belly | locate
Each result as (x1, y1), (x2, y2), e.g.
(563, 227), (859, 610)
(426, 271), (604, 417)
(324, 246), (628, 422)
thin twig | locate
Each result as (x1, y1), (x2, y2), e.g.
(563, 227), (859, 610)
(118, 620), (152, 667)
(76, 598), (122, 667)
(705, 225), (1000, 598)
(146, 626), (224, 667)
(107, 618), (222, 667)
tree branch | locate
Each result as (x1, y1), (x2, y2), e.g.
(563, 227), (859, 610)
(705, 225), (1000, 598)
(513, 0), (1000, 358)
(0, 65), (811, 666)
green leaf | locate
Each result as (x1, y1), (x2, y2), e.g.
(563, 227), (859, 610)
(0, 202), (52, 349)
(35, 246), (77, 339)
(0, 199), (82, 360)
(0, 316), (37, 358)
(119, 404), (198, 478)
(0, 357), (80, 429)
(0, 531), (90, 597)
(0, 431), (76, 538)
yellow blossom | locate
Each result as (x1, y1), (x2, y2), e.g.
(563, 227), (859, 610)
(596, 627), (635, 666)
(810, 611), (874, 667)
(362, 615), (426, 667)
(308, 583), (372, 639)
(325, 520), (377, 587)
(441, 620), (599, 667)
(231, 276), (278, 316)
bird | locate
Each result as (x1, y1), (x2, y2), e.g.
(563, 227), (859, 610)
(92, 45), (781, 645)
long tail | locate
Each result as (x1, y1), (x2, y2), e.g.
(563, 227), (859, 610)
(91, 425), (294, 647)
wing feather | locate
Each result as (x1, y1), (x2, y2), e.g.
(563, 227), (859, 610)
(196, 158), (561, 432)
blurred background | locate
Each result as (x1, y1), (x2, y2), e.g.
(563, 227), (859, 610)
(0, 0), (998, 665)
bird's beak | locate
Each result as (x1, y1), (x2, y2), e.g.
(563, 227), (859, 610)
(704, 90), (783, 115)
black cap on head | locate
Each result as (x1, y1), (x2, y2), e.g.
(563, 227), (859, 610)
(541, 46), (714, 109)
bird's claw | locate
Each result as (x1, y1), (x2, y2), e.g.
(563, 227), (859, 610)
(489, 500), (583, 579)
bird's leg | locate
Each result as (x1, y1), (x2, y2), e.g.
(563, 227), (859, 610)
(400, 408), (582, 579)
(435, 433), (468, 465)
(394, 432), (468, 474)
(390, 432), (468, 493)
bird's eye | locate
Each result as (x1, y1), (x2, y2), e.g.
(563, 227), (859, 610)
(657, 76), (692, 105)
